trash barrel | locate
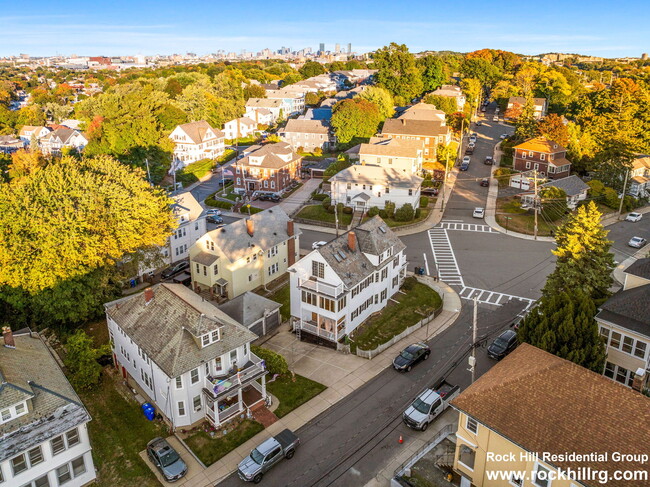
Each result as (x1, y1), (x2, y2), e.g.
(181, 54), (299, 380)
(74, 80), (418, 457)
(142, 403), (155, 421)
(418, 267), (425, 276)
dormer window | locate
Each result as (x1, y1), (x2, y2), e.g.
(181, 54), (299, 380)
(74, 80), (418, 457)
(201, 329), (220, 347)
(1, 401), (29, 424)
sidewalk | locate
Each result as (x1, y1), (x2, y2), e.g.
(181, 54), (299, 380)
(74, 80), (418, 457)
(177, 281), (461, 487)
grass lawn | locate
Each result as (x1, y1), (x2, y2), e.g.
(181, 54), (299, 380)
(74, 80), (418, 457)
(496, 197), (563, 236)
(295, 205), (353, 225)
(258, 282), (291, 321)
(176, 158), (214, 186)
(267, 374), (327, 418)
(220, 185), (242, 202)
(352, 277), (442, 351)
(80, 371), (169, 487)
(185, 419), (264, 466)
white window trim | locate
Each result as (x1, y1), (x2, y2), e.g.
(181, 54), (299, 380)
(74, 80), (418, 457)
(466, 416), (478, 434)
(532, 461), (553, 487)
(457, 445), (476, 472)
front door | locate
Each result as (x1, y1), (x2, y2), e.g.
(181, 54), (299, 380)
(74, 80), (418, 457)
(121, 366), (127, 379)
(248, 181), (255, 191)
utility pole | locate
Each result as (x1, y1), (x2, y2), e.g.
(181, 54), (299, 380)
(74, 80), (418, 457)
(471, 296), (478, 384)
(533, 170), (539, 240)
(617, 168), (630, 220)
(335, 202), (340, 237)
(441, 151), (450, 213)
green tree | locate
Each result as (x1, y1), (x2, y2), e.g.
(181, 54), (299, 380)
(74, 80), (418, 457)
(460, 78), (481, 113)
(422, 94), (457, 115)
(281, 73), (303, 86)
(373, 43), (423, 105)
(543, 201), (615, 301)
(305, 92), (322, 106)
(539, 186), (568, 221)
(331, 98), (382, 146)
(243, 84), (266, 101)
(517, 290), (606, 373)
(299, 61), (326, 79)
(394, 203), (415, 221)
(460, 58), (502, 87)
(357, 86), (394, 120)
(417, 55), (446, 92)
(64, 330), (111, 390)
(514, 100), (540, 141)
(0, 155), (175, 292)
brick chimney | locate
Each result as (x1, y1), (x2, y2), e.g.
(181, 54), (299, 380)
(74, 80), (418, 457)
(2, 326), (15, 349)
(144, 287), (154, 304)
(632, 368), (646, 392)
(246, 218), (254, 237)
(287, 219), (294, 237)
(348, 231), (356, 252)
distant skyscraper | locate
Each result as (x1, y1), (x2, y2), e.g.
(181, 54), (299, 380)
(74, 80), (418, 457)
(319, 43), (325, 53)
(347, 43), (352, 54)
(642, 53), (649, 60)
(335, 43), (340, 53)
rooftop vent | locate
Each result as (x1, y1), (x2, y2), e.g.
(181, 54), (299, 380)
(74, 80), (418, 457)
(379, 226), (387, 233)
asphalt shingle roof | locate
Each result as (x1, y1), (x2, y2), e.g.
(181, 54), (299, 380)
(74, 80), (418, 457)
(596, 284), (650, 337)
(381, 118), (448, 137)
(541, 175), (588, 196)
(104, 283), (257, 377)
(451, 344), (650, 487)
(624, 257), (650, 281)
(218, 292), (281, 328)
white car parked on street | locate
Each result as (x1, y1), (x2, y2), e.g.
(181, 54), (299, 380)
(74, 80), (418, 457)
(473, 207), (485, 219)
(625, 212), (642, 222)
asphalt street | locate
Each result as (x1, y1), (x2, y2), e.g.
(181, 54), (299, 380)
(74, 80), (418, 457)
(605, 217), (650, 265)
(217, 300), (526, 487)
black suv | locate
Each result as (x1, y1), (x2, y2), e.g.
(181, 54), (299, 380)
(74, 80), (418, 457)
(161, 261), (190, 280)
(393, 342), (431, 372)
(487, 329), (518, 360)
(258, 193), (281, 202)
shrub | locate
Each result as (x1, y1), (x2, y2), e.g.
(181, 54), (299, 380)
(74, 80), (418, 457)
(415, 208), (421, 218)
(368, 206), (380, 217)
(243, 205), (264, 215)
(343, 206), (353, 214)
(322, 197), (331, 209)
(421, 179), (435, 188)
(494, 167), (515, 188)
(313, 147), (323, 156)
(336, 203), (344, 215)
(205, 196), (234, 210)
(379, 209), (388, 219)
(64, 330), (111, 390)
(394, 203), (415, 222)
(325, 205), (335, 214)
(216, 149), (237, 165)
(251, 346), (289, 375)
(419, 196), (429, 208)
(603, 187), (619, 209)
(384, 201), (396, 216)
(312, 192), (328, 201)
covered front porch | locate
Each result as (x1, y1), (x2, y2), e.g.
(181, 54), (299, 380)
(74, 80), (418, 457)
(294, 312), (346, 345)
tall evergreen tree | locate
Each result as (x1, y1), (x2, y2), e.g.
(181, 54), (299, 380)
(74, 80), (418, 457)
(543, 201), (615, 301)
(517, 290), (606, 373)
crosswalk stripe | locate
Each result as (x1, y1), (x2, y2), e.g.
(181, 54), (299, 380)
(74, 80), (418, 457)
(459, 285), (535, 315)
(437, 222), (496, 233)
(428, 228), (464, 287)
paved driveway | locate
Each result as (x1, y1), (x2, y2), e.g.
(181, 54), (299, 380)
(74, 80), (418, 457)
(279, 178), (321, 216)
(139, 435), (208, 487)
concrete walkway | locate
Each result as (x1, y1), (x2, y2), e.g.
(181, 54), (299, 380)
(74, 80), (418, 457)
(278, 178), (321, 216)
(174, 281), (461, 487)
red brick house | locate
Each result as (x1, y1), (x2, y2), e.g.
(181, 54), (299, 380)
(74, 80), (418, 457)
(233, 142), (302, 194)
(513, 137), (571, 179)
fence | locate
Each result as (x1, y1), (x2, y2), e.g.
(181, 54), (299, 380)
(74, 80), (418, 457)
(392, 423), (455, 481)
(354, 297), (444, 360)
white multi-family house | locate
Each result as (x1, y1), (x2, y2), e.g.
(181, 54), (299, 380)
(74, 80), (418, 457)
(288, 217), (407, 345)
(507, 96), (548, 120)
(596, 258), (650, 391)
(629, 154), (650, 198)
(279, 119), (334, 152)
(0, 135), (24, 154)
(265, 89), (306, 115)
(245, 99), (284, 123)
(357, 137), (424, 174)
(223, 117), (258, 141)
(105, 284), (269, 429)
(0, 327), (96, 487)
(167, 191), (207, 263)
(430, 84), (466, 111)
(39, 128), (88, 155)
(18, 125), (51, 144)
(169, 121), (225, 169)
(330, 165), (423, 212)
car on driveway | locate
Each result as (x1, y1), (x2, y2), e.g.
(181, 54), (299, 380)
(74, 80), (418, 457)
(484, 156), (494, 165)
(147, 437), (188, 482)
(258, 193), (281, 202)
(628, 236), (647, 249)
(207, 215), (223, 224)
(625, 212), (642, 222)
(480, 178), (489, 187)
(473, 207), (485, 218)
(312, 241), (328, 250)
(161, 261), (190, 280)
(487, 329), (518, 360)
(206, 209), (222, 216)
(393, 342), (431, 372)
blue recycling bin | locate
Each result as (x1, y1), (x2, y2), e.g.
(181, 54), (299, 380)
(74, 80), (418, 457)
(142, 403), (155, 421)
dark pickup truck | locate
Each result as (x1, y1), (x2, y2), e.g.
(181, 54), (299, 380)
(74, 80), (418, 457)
(237, 429), (300, 483)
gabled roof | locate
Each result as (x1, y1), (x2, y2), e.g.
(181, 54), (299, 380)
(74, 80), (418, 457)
(330, 165), (423, 188)
(360, 137), (423, 158)
(631, 154), (650, 170)
(238, 142), (301, 169)
(175, 120), (224, 144)
(18, 125), (49, 137)
(309, 216), (406, 288)
(282, 119), (329, 135)
(451, 344), (650, 487)
(514, 136), (566, 154)
(41, 127), (84, 145)
(0, 331), (90, 462)
(245, 98), (283, 109)
(105, 283), (257, 378)
(218, 292), (282, 328)
(596, 284), (650, 337)
(508, 96), (547, 107)
(170, 191), (204, 221)
(397, 103), (446, 122)
(202, 207), (298, 263)
(624, 257), (650, 281)
(381, 118), (449, 137)
(540, 175), (587, 196)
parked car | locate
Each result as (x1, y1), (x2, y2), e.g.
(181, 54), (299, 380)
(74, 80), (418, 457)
(392, 342), (431, 372)
(484, 156), (494, 165)
(403, 380), (460, 431)
(487, 329), (518, 360)
(238, 429), (300, 483)
(628, 236), (647, 249)
(462, 156), (471, 164)
(207, 215), (223, 224)
(500, 134), (508, 139)
(480, 178), (489, 187)
(493, 115), (499, 121)
(476, 121), (482, 126)
(147, 438), (188, 482)
(161, 261), (190, 280)
(258, 193), (281, 202)
(465, 145), (475, 155)
(625, 212), (642, 222)
(421, 187), (439, 196)
(206, 209), (222, 216)
(473, 207), (485, 218)
(312, 241), (328, 250)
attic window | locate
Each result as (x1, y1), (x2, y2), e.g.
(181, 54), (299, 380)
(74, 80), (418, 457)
(201, 329), (220, 347)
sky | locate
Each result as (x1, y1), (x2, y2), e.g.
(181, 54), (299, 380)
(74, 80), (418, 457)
(1, 0), (648, 58)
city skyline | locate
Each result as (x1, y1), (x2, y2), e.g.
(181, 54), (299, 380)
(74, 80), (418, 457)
(1, 0), (649, 58)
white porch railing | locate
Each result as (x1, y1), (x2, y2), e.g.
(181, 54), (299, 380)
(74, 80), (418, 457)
(203, 353), (267, 399)
(299, 278), (344, 298)
(218, 403), (242, 423)
(299, 320), (336, 341)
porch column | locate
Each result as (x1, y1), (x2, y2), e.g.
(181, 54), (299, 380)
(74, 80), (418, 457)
(213, 400), (221, 426)
(261, 374), (267, 399)
(237, 388), (243, 412)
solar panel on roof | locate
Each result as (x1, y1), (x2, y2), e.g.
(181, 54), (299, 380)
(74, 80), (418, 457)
(338, 251), (347, 260)
(379, 226), (387, 233)
(333, 254), (342, 262)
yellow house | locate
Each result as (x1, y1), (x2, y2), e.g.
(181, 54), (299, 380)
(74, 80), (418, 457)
(189, 207), (299, 299)
(451, 344), (650, 487)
